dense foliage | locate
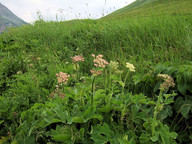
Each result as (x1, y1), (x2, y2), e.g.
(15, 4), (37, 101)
(0, 1), (192, 143)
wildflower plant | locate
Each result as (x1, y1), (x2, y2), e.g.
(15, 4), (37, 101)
(90, 54), (109, 77)
(126, 62), (135, 72)
(56, 72), (70, 94)
(109, 61), (123, 74)
(158, 74), (175, 91)
(90, 54), (109, 110)
(104, 61), (123, 107)
(120, 62), (135, 103)
(71, 55), (84, 81)
(152, 74), (176, 136)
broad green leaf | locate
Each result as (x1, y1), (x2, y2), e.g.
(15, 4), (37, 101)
(118, 135), (135, 144)
(189, 135), (192, 140)
(174, 97), (185, 112)
(91, 123), (114, 144)
(178, 83), (189, 95)
(131, 104), (140, 114)
(28, 120), (39, 136)
(39, 118), (63, 128)
(159, 124), (170, 144)
(151, 133), (159, 142)
(139, 133), (151, 144)
(94, 89), (106, 101)
(83, 107), (103, 122)
(53, 105), (66, 121)
(98, 105), (111, 113)
(79, 128), (85, 140)
(139, 111), (150, 121)
(159, 105), (172, 121)
(52, 134), (71, 141)
(164, 93), (177, 105)
(118, 81), (125, 87)
(71, 116), (84, 123)
(170, 132), (178, 139)
(181, 104), (191, 119)
(47, 126), (72, 143)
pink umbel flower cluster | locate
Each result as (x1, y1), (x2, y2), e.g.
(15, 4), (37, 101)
(71, 55), (84, 63)
(158, 74), (175, 90)
(90, 69), (103, 75)
(90, 54), (109, 76)
(56, 72), (70, 84)
(91, 54), (109, 68)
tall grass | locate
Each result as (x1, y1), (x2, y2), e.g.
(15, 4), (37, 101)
(1, 14), (191, 69)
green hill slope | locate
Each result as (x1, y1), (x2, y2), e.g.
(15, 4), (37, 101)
(103, 0), (192, 19)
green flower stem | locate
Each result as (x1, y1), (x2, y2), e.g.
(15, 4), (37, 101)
(122, 72), (129, 103)
(152, 90), (163, 136)
(108, 83), (114, 107)
(62, 83), (65, 94)
(108, 70), (112, 104)
(77, 71), (79, 81)
(75, 63), (79, 81)
(81, 90), (85, 106)
(91, 76), (96, 110)
(104, 69), (109, 105)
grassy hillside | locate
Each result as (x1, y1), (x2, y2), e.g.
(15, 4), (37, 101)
(0, 0), (192, 143)
(103, 0), (192, 20)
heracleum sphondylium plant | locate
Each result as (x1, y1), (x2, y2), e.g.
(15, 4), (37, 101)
(90, 54), (109, 110)
(55, 72), (70, 97)
(71, 55), (85, 81)
(120, 62), (136, 103)
(106, 61), (123, 107)
(152, 74), (176, 137)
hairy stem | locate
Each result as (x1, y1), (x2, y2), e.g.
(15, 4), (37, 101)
(152, 90), (163, 136)
(91, 76), (96, 110)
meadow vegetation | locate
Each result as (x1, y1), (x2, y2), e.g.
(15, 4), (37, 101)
(0, 0), (192, 143)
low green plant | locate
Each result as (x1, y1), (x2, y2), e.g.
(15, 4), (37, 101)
(1, 54), (180, 143)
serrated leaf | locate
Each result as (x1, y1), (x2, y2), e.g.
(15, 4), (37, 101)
(91, 123), (114, 144)
(83, 107), (103, 122)
(47, 126), (72, 143)
(94, 89), (105, 101)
